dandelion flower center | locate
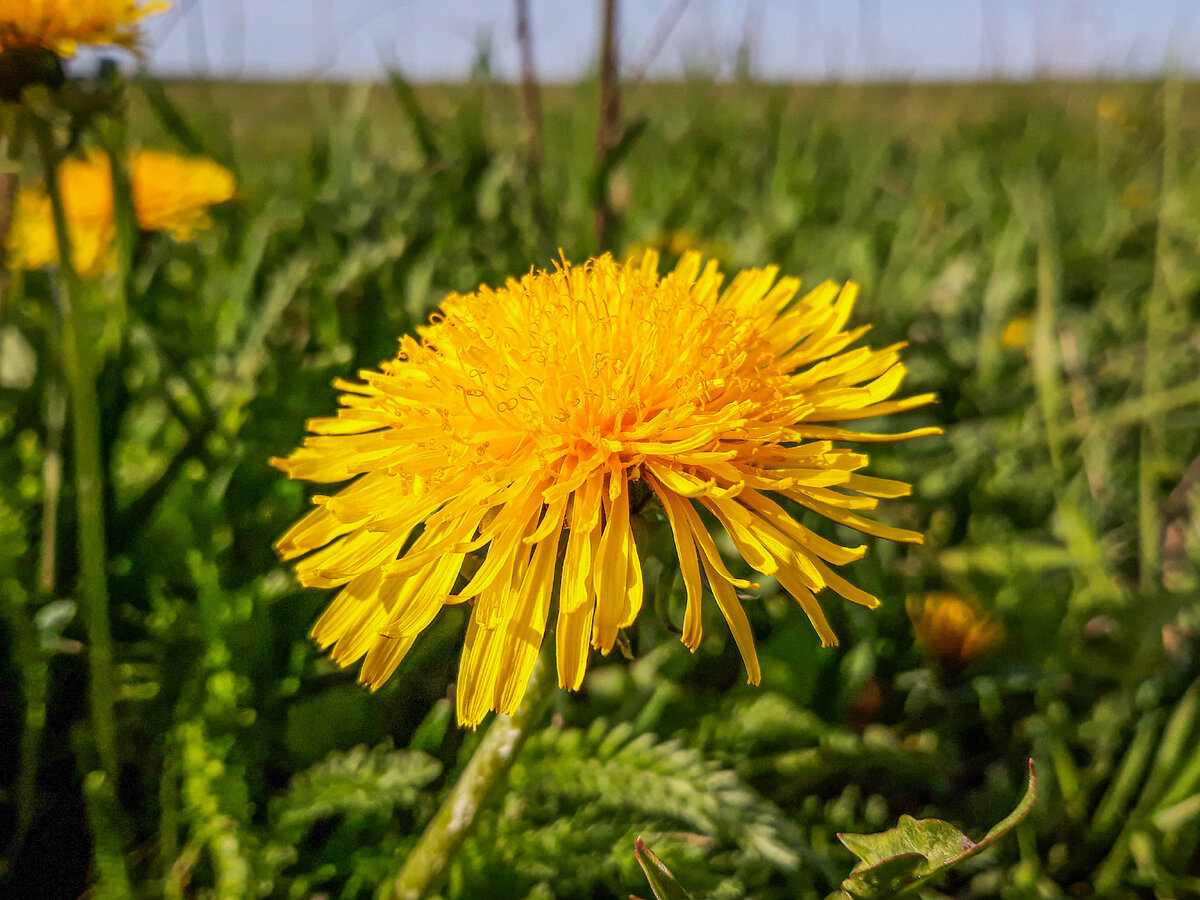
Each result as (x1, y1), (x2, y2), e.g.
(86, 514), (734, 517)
(274, 252), (939, 726)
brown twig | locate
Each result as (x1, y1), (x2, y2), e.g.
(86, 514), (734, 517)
(594, 0), (621, 249)
(0, 172), (16, 307)
(514, 0), (552, 249)
(38, 377), (65, 594)
(627, 0), (690, 86)
(515, 0), (544, 172)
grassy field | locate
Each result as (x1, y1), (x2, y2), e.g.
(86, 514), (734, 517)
(2, 74), (1199, 898)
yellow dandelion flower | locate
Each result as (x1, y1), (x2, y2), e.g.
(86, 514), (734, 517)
(1095, 96), (1123, 124)
(1001, 315), (1031, 350)
(5, 149), (234, 277)
(0, 0), (168, 56)
(1122, 183), (1150, 211)
(273, 252), (939, 726)
(909, 592), (1003, 667)
(668, 230), (698, 256)
(128, 149), (236, 238)
(7, 154), (114, 276)
(626, 230), (723, 265)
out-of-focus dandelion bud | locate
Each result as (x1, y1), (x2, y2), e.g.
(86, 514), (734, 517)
(908, 591), (1003, 668)
(1001, 315), (1031, 350)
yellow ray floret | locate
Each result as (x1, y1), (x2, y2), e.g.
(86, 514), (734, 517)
(6, 149), (234, 277)
(273, 252), (939, 726)
(0, 0), (168, 56)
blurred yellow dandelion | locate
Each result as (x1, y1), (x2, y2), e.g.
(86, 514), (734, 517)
(273, 252), (939, 726)
(128, 149), (236, 238)
(1095, 96), (1123, 124)
(7, 154), (113, 276)
(667, 230), (698, 256)
(909, 592), (1003, 667)
(0, 0), (168, 56)
(1122, 183), (1150, 211)
(5, 149), (234, 277)
(626, 230), (724, 266)
(1001, 315), (1031, 350)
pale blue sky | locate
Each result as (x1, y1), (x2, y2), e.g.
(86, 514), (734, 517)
(126, 0), (1200, 81)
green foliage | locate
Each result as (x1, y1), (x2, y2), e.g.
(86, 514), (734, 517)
(636, 765), (1034, 900)
(2, 59), (1200, 900)
(837, 763), (1035, 899)
(260, 743), (441, 898)
(453, 722), (806, 899)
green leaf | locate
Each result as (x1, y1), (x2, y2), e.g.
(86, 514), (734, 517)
(635, 837), (698, 900)
(837, 761), (1036, 899)
(270, 740), (441, 838)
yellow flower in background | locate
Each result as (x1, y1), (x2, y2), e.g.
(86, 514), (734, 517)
(909, 592), (1003, 667)
(0, 0), (168, 56)
(667, 230), (698, 256)
(273, 252), (939, 726)
(626, 230), (725, 266)
(1095, 96), (1123, 124)
(129, 149), (235, 238)
(6, 149), (234, 277)
(1001, 315), (1031, 350)
(7, 154), (113, 276)
(1122, 183), (1150, 211)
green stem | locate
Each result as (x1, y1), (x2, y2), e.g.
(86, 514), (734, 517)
(382, 649), (557, 900)
(7, 376), (66, 848)
(81, 772), (134, 900)
(30, 113), (119, 784)
(0, 570), (45, 865)
(1030, 180), (1064, 480)
(1138, 77), (1180, 590)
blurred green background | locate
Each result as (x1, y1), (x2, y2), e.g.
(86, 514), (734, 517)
(2, 68), (1200, 897)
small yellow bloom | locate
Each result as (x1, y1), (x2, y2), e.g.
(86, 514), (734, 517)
(909, 592), (1003, 667)
(1122, 183), (1150, 211)
(626, 230), (722, 264)
(667, 230), (697, 256)
(7, 155), (113, 276)
(5, 149), (234, 277)
(1001, 315), (1031, 350)
(1096, 96), (1123, 124)
(128, 149), (236, 239)
(274, 253), (939, 726)
(0, 0), (168, 56)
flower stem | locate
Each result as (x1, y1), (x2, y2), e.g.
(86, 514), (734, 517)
(383, 650), (556, 900)
(30, 113), (120, 784)
(1139, 76), (1181, 590)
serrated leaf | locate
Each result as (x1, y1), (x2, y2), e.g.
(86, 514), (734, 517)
(837, 761), (1036, 899)
(635, 837), (697, 900)
(456, 721), (806, 898)
(270, 741), (441, 837)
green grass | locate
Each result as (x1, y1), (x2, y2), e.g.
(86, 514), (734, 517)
(1, 73), (1199, 898)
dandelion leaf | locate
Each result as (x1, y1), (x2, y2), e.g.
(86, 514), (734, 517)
(837, 761), (1036, 899)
